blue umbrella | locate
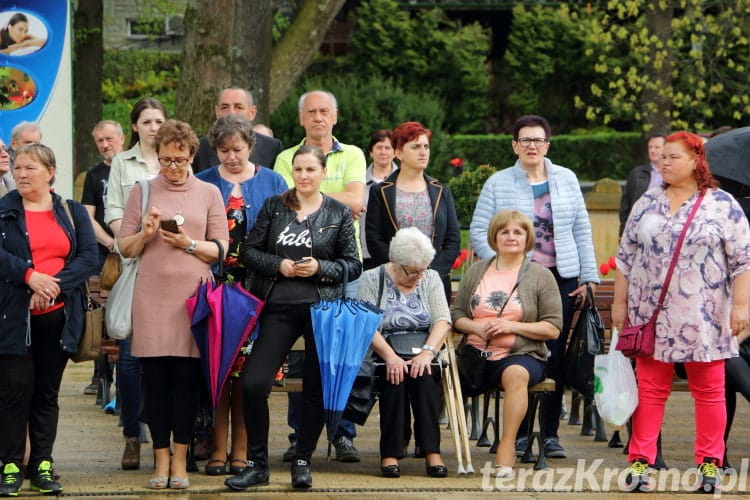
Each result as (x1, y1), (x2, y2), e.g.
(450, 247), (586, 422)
(310, 262), (383, 443)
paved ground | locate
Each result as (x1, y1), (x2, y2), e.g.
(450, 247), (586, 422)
(32, 361), (750, 498)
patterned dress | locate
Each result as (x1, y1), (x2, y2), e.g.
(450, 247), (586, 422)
(616, 188), (750, 362)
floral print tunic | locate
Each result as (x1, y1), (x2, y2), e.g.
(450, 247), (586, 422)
(616, 188), (750, 362)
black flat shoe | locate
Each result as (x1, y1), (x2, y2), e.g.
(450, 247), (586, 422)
(426, 464), (448, 478)
(229, 459), (247, 476)
(205, 459), (227, 476)
(380, 464), (400, 478)
(291, 459), (312, 489)
(224, 460), (269, 490)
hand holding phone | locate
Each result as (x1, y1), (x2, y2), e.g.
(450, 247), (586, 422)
(294, 257), (312, 265)
(160, 219), (179, 233)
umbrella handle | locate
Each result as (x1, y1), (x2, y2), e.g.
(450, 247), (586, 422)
(211, 239), (225, 278)
(335, 259), (349, 299)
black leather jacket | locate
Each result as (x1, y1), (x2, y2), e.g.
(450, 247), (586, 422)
(239, 194), (362, 302)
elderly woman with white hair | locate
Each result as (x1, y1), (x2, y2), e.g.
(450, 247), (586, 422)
(357, 227), (451, 479)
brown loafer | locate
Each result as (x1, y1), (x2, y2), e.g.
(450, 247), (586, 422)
(122, 437), (141, 470)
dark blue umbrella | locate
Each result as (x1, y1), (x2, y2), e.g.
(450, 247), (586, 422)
(311, 293), (382, 443)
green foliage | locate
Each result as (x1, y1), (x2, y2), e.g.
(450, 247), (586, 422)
(502, 5), (597, 131)
(347, 0), (491, 133)
(102, 50), (180, 103)
(578, 0), (750, 131)
(270, 73), (455, 180)
(450, 132), (642, 180)
(448, 164), (496, 227)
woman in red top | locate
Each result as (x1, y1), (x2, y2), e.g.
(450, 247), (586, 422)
(0, 144), (98, 496)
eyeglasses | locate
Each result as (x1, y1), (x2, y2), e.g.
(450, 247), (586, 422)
(400, 264), (426, 278)
(158, 156), (190, 168)
(0, 145), (8, 154)
(515, 137), (548, 148)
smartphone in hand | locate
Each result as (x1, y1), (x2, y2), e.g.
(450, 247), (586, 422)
(294, 257), (312, 265)
(160, 219), (179, 233)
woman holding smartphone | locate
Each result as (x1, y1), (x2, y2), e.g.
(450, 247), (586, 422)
(117, 120), (228, 489)
(226, 145), (361, 491)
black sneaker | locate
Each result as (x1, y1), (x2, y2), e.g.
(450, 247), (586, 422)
(282, 442), (297, 463)
(291, 459), (312, 489)
(0, 463), (23, 497)
(697, 457), (720, 494)
(514, 436), (529, 457)
(625, 458), (652, 492)
(224, 460), (269, 490)
(333, 436), (360, 463)
(29, 460), (62, 495)
(543, 437), (567, 458)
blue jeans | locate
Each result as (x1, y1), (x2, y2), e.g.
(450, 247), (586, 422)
(287, 276), (361, 442)
(117, 338), (142, 438)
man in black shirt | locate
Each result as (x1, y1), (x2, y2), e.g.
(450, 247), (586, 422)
(192, 87), (283, 172)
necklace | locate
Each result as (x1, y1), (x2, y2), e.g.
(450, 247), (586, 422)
(172, 192), (188, 226)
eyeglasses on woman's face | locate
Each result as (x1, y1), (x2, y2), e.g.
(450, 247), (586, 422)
(158, 156), (190, 168)
(514, 137), (548, 148)
(400, 264), (427, 278)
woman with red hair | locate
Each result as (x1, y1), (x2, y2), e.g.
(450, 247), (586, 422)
(365, 121), (460, 301)
(613, 131), (750, 493)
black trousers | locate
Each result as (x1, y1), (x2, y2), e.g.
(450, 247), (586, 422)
(0, 309), (68, 468)
(518, 268), (578, 440)
(140, 357), (201, 449)
(242, 302), (324, 465)
(378, 369), (442, 459)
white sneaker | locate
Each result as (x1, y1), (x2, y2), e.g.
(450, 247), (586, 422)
(494, 465), (515, 479)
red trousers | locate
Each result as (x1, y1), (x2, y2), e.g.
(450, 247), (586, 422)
(628, 357), (726, 466)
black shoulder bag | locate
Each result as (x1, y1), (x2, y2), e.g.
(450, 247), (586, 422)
(455, 262), (528, 396)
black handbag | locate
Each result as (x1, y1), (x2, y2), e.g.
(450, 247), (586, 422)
(343, 353), (379, 425)
(384, 331), (429, 359)
(564, 284), (605, 398)
(455, 262), (529, 396)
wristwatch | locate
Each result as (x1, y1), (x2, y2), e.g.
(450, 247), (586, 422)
(185, 240), (197, 254)
(421, 344), (437, 358)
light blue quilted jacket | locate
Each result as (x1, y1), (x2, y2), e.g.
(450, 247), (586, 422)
(469, 158), (599, 284)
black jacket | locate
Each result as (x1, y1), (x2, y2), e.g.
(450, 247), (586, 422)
(619, 163), (652, 236)
(0, 190), (99, 355)
(239, 194), (361, 302)
(192, 132), (284, 173)
(366, 170), (460, 279)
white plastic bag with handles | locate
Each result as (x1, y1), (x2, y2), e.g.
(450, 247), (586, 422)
(594, 327), (638, 426)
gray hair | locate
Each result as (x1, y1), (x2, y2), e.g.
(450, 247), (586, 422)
(92, 120), (124, 136)
(11, 121), (42, 143)
(207, 115), (256, 151)
(388, 227), (435, 269)
(298, 90), (338, 113)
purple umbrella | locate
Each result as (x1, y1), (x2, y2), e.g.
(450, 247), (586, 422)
(206, 280), (264, 408)
(186, 279), (216, 391)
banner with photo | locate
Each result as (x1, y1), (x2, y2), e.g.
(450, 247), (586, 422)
(1, 0), (73, 197)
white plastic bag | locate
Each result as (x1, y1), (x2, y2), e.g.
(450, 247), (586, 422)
(594, 328), (638, 426)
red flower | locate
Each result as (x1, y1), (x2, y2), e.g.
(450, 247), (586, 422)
(449, 157), (464, 168)
(459, 249), (468, 261)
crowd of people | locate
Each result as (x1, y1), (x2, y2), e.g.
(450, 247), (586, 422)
(1, 86), (749, 496)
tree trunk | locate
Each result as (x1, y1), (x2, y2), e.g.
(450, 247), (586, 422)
(269, 0), (347, 112)
(174, 0), (235, 135)
(640, 2), (673, 136)
(73, 0), (103, 173)
(233, 2), (273, 125)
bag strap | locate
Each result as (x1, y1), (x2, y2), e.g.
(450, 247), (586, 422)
(473, 260), (530, 349)
(210, 238), (225, 279)
(60, 200), (94, 300)
(652, 191), (704, 318)
(137, 179), (151, 219)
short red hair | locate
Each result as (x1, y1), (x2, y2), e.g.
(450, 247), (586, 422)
(665, 131), (718, 191)
(391, 121), (432, 151)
